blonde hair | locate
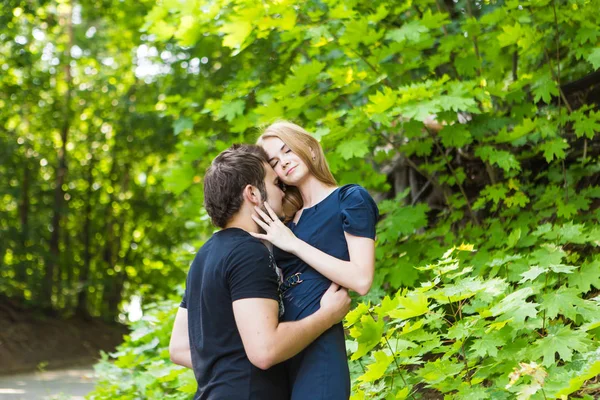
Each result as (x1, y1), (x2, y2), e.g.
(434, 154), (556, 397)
(257, 121), (337, 221)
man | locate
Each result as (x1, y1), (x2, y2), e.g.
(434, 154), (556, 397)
(169, 144), (351, 399)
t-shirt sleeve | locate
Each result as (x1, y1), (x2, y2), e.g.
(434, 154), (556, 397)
(340, 185), (379, 240)
(227, 240), (280, 303)
(180, 286), (188, 309)
(180, 271), (189, 308)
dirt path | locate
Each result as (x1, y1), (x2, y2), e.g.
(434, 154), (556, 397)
(0, 367), (96, 400)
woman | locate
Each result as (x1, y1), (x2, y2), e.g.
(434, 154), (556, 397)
(250, 121), (379, 399)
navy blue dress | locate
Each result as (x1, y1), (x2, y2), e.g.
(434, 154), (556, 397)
(274, 184), (379, 400)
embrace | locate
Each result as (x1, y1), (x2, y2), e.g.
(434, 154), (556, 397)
(169, 121), (379, 399)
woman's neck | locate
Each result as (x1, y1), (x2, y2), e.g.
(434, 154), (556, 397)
(296, 175), (337, 209)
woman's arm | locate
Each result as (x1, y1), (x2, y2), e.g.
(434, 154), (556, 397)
(169, 307), (193, 368)
(250, 204), (375, 295)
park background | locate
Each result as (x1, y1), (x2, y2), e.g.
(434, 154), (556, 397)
(1, 0), (600, 398)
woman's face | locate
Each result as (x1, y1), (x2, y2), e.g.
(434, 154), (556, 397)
(261, 137), (309, 185)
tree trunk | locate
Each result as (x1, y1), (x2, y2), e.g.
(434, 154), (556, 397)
(76, 155), (94, 318)
(17, 160), (30, 297)
(44, 0), (74, 309)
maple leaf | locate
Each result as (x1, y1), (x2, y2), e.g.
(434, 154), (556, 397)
(533, 74), (559, 104)
(387, 292), (429, 321)
(541, 286), (582, 320)
(417, 358), (463, 384)
(519, 266), (547, 283)
(217, 99), (245, 122)
(345, 302), (370, 328)
(490, 287), (539, 325)
(385, 21), (428, 43)
(172, 117), (193, 135)
(586, 47), (600, 70)
(350, 314), (385, 360)
(535, 325), (591, 366)
(336, 138), (370, 160)
(573, 110), (600, 139)
(220, 20), (253, 49)
(357, 351), (393, 383)
(540, 139), (569, 163)
(576, 26), (599, 45)
(568, 259), (600, 293)
(438, 124), (472, 148)
(475, 146), (521, 172)
(470, 333), (504, 358)
(365, 87), (397, 115)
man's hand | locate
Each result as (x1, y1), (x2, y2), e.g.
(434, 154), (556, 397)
(319, 283), (351, 327)
(249, 203), (299, 254)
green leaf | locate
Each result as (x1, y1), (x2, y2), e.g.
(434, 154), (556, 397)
(519, 266), (547, 283)
(585, 47), (600, 70)
(336, 138), (370, 160)
(220, 20), (253, 49)
(357, 351), (393, 383)
(217, 100), (245, 122)
(475, 146), (521, 172)
(349, 314), (385, 360)
(489, 287), (538, 325)
(365, 87), (397, 115)
(417, 358), (463, 384)
(470, 333), (504, 358)
(385, 21), (428, 43)
(541, 286), (583, 320)
(438, 124), (472, 148)
(173, 117), (193, 136)
(346, 302), (370, 328)
(535, 325), (591, 366)
(540, 139), (569, 163)
(533, 74), (559, 104)
(568, 260), (600, 293)
(573, 110), (600, 139)
(387, 292), (429, 320)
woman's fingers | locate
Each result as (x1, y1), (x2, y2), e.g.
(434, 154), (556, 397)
(248, 231), (268, 241)
(253, 206), (273, 223)
(251, 214), (271, 231)
(263, 202), (279, 222)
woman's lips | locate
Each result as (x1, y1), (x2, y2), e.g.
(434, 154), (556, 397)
(286, 166), (296, 176)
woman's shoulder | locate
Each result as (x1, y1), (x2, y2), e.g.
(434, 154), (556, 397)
(337, 184), (372, 202)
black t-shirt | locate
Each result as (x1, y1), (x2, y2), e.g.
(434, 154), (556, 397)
(180, 228), (288, 400)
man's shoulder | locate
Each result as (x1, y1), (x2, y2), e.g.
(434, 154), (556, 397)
(194, 230), (269, 267)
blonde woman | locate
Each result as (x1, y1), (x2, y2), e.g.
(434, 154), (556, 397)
(251, 121), (379, 399)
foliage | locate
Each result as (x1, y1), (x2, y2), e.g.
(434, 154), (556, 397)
(2, 0), (600, 397)
(88, 293), (195, 400)
(347, 245), (600, 399)
(0, 0), (206, 319)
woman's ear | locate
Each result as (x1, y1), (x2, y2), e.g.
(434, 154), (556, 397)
(310, 148), (317, 162)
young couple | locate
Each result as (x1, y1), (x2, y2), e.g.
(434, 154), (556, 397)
(169, 121), (379, 399)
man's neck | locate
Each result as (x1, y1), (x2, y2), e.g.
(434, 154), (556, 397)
(225, 213), (272, 251)
(224, 208), (260, 234)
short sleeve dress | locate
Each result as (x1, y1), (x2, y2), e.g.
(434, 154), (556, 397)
(273, 184), (379, 399)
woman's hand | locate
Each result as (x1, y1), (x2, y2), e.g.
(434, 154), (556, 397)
(250, 203), (299, 254)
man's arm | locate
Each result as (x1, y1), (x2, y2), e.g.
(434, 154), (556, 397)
(233, 283), (350, 370)
(169, 307), (193, 368)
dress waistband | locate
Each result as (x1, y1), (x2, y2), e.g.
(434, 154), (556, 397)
(280, 270), (324, 293)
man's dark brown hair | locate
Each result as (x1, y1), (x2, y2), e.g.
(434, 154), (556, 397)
(204, 144), (270, 228)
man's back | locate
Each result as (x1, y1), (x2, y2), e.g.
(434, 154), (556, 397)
(181, 228), (288, 400)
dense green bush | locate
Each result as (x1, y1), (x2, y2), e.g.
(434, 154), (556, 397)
(77, 0), (600, 398)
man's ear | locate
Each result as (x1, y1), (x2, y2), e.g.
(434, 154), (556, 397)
(242, 184), (261, 206)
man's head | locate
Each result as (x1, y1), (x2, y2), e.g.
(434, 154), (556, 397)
(203, 144), (284, 228)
